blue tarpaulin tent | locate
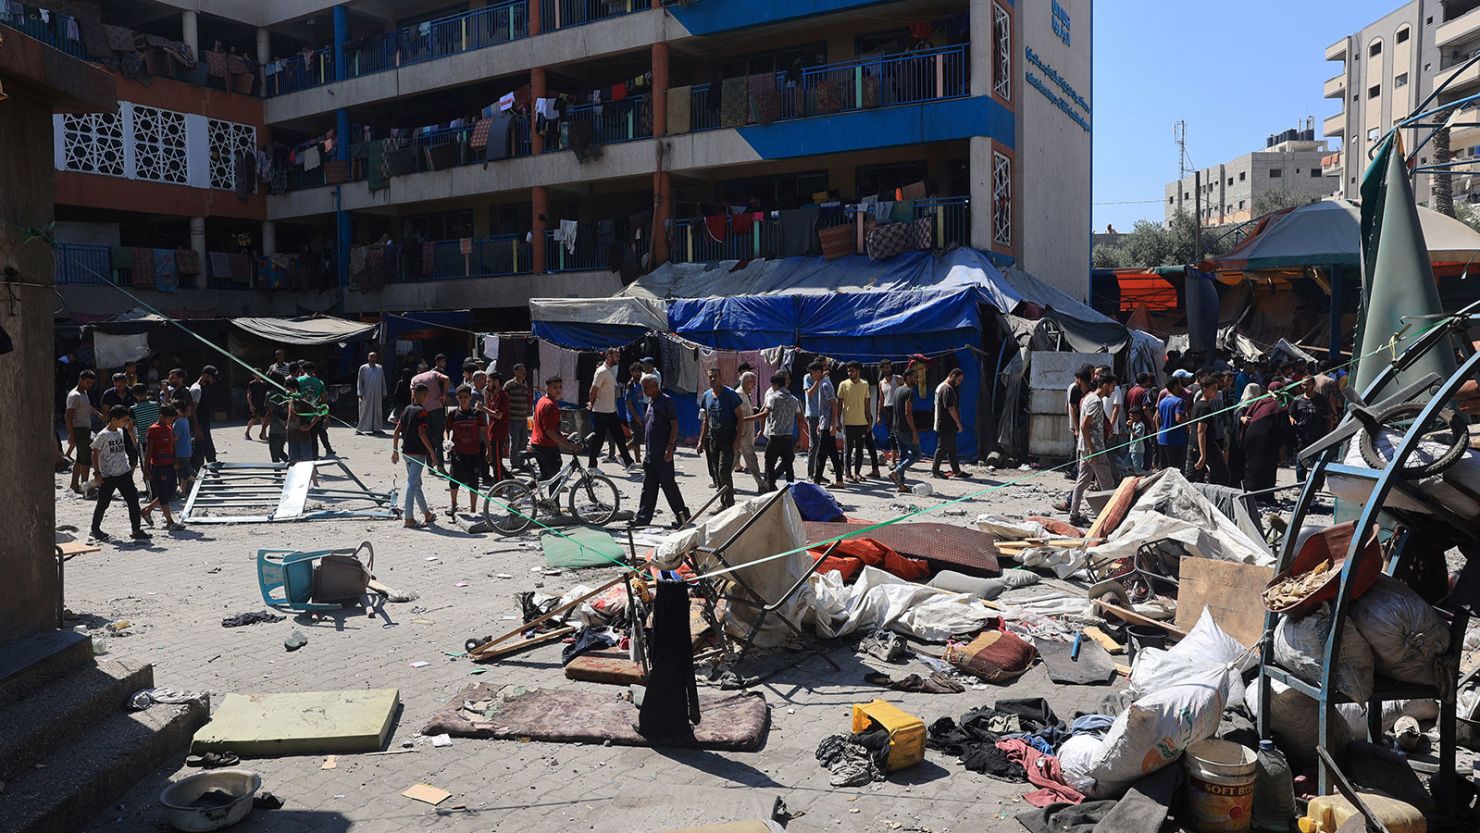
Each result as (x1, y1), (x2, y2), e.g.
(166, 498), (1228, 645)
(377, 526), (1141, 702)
(530, 250), (1126, 458)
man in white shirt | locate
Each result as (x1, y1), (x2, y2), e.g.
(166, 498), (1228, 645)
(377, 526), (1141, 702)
(1067, 374), (1119, 526)
(587, 347), (635, 471)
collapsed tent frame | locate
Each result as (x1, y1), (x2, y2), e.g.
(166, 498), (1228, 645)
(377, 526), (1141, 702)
(182, 460), (398, 524)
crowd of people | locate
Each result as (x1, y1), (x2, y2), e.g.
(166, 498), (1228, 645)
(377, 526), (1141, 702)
(1053, 350), (1343, 526)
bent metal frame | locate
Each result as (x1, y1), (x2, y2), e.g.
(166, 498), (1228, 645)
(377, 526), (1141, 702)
(181, 460), (398, 524)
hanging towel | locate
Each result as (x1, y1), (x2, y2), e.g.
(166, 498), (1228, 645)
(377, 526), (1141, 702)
(872, 202), (894, 224)
(720, 77), (748, 128)
(559, 220), (579, 254)
(779, 205), (820, 257)
(208, 251), (232, 281)
(739, 350), (773, 396)
(667, 86), (692, 135)
(716, 351), (740, 386)
(732, 211), (757, 236)
(153, 249), (178, 292)
(696, 348), (719, 401)
(303, 146), (321, 170)
(482, 335), (500, 363)
(537, 341), (579, 398)
(368, 139), (390, 192)
(131, 248), (155, 290)
(470, 118), (492, 150)
(175, 248), (201, 275)
(891, 199), (915, 223)
(704, 214), (728, 244)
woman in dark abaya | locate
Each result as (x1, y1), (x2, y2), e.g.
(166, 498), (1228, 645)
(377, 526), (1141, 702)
(1240, 380), (1287, 501)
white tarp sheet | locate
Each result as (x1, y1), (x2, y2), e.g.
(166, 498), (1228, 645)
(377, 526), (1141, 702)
(231, 316), (377, 345)
(805, 566), (997, 642)
(528, 297), (670, 331)
(93, 331), (151, 369)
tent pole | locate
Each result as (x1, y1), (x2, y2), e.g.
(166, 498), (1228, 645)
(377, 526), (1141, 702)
(1329, 267), (1343, 365)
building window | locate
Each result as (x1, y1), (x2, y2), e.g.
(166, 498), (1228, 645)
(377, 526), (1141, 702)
(60, 111), (125, 177)
(1239, 200), (1245, 209)
(1239, 171), (1246, 181)
(992, 4), (1011, 101)
(1368, 85), (1381, 99)
(1395, 72), (1409, 88)
(1270, 168), (1283, 178)
(1312, 168), (1323, 178)
(130, 105), (188, 185)
(1369, 40), (1382, 57)
(1227, 177), (1233, 185)
(1397, 27), (1410, 44)
(1168, 196), (1174, 204)
(207, 118), (257, 192)
(992, 150), (1011, 248)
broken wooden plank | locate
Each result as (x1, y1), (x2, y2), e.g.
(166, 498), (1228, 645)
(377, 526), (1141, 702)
(1082, 625), (1124, 655)
(468, 575), (625, 659)
(1086, 475), (1139, 541)
(1173, 556), (1275, 648)
(470, 626), (576, 663)
(1093, 600), (1189, 641)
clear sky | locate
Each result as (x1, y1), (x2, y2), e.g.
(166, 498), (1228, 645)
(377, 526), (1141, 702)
(1092, 0), (1406, 233)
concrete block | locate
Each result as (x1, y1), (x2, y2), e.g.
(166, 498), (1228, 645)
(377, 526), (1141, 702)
(0, 630), (93, 706)
(0, 657), (155, 781)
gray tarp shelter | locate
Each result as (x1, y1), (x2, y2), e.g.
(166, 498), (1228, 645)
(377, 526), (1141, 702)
(1211, 198), (1480, 272)
(230, 316), (378, 345)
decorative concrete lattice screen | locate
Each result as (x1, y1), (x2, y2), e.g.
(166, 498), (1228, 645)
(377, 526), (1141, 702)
(993, 150), (1012, 248)
(131, 105), (189, 185)
(208, 118), (257, 192)
(61, 112), (125, 177)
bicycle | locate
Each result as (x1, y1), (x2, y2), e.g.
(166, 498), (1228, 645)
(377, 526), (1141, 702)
(483, 433), (622, 535)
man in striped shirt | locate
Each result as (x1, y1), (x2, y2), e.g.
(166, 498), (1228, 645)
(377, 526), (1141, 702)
(130, 383), (160, 498)
(503, 363), (532, 472)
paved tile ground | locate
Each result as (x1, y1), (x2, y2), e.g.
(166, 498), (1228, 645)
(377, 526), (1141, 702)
(58, 423), (1281, 833)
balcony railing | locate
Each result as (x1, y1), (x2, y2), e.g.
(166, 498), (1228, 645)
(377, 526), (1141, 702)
(55, 244), (114, 285)
(347, 1), (529, 78)
(265, 48), (334, 96)
(266, 0), (654, 97)
(669, 196), (969, 264)
(0, 3), (87, 60)
(544, 229), (608, 272)
(545, 95), (651, 152)
(401, 235), (532, 281)
(689, 45), (969, 134)
(538, 0), (645, 31)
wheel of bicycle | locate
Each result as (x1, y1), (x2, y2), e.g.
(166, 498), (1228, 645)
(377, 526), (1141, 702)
(1357, 401), (1470, 479)
(484, 479), (538, 536)
(568, 473), (621, 526)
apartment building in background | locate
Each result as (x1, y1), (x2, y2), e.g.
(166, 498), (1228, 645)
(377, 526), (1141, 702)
(1321, 0), (1446, 205)
(1162, 124), (1332, 226)
(28, 0), (1094, 324)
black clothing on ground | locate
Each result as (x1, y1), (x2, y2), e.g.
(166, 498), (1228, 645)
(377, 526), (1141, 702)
(637, 576), (700, 738)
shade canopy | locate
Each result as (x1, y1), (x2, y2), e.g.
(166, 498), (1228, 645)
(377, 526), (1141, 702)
(230, 316), (378, 346)
(1210, 198), (1480, 273)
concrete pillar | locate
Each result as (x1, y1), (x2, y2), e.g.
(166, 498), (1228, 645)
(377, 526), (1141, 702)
(182, 10), (199, 57)
(968, 136), (993, 252)
(968, 0), (991, 98)
(333, 4), (349, 82)
(530, 67), (546, 154)
(262, 221), (277, 257)
(532, 186), (549, 273)
(529, 0), (541, 36)
(256, 27), (271, 65)
(190, 217), (208, 289)
(651, 43), (669, 136)
(652, 170), (670, 266)
(336, 207), (351, 309)
(336, 108), (350, 161)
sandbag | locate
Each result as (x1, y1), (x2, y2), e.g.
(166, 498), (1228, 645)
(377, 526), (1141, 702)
(1349, 574), (1449, 686)
(943, 628), (1037, 683)
(1243, 677), (1352, 766)
(1077, 663), (1233, 797)
(1129, 609), (1253, 704)
(927, 568), (1040, 600)
(1273, 603), (1375, 703)
(1057, 734), (1104, 795)
(1337, 699), (1441, 738)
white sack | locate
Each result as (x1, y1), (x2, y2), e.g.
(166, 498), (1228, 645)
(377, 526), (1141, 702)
(1088, 469), (1274, 568)
(1058, 734), (1105, 795)
(1244, 677), (1353, 766)
(1350, 574), (1450, 686)
(1079, 663), (1233, 798)
(806, 565), (995, 642)
(1273, 604), (1375, 703)
(975, 514), (1050, 540)
(1129, 609), (1252, 705)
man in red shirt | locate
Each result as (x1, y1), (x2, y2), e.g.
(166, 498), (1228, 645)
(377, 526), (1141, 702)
(445, 385), (486, 516)
(484, 370), (512, 491)
(529, 376), (580, 480)
(140, 404), (184, 530)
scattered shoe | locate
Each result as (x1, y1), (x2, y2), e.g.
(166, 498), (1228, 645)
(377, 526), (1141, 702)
(1068, 514), (1089, 527)
(283, 630), (308, 652)
(859, 629), (908, 663)
(1051, 499), (1071, 512)
(141, 511), (155, 528)
(130, 529), (152, 541)
(166, 522), (187, 532)
(870, 468), (882, 480)
(90, 529), (111, 542)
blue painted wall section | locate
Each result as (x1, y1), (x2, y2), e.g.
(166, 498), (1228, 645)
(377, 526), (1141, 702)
(668, 0), (895, 37)
(736, 96), (1013, 160)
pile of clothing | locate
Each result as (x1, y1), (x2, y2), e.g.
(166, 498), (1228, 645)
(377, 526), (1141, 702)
(928, 698), (1112, 807)
(814, 722), (891, 787)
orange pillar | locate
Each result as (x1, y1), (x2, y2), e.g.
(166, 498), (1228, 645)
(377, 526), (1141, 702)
(532, 185), (549, 273)
(529, 0), (541, 35)
(651, 42), (669, 137)
(530, 66), (546, 155)
(652, 170), (670, 267)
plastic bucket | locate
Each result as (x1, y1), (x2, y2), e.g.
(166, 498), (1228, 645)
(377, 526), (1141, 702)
(1125, 625), (1167, 661)
(1183, 738), (1257, 833)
